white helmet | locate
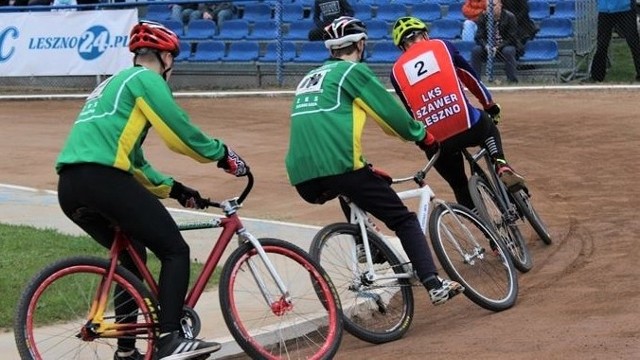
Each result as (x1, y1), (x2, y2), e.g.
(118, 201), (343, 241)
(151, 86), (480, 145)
(323, 16), (368, 50)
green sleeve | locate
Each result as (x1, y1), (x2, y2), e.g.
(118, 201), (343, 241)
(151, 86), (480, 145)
(132, 72), (227, 163)
(131, 146), (174, 198)
(349, 64), (426, 142)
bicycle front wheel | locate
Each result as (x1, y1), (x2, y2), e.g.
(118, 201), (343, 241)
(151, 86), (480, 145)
(219, 238), (343, 360)
(14, 256), (158, 360)
(309, 223), (414, 344)
(429, 203), (518, 312)
(511, 189), (553, 245)
(469, 175), (533, 273)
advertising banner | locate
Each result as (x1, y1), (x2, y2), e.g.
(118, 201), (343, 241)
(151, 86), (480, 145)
(0, 9), (137, 77)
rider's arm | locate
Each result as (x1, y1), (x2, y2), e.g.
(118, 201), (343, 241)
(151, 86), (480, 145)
(131, 145), (174, 198)
(444, 40), (494, 108)
(349, 64), (425, 142)
(131, 70), (227, 164)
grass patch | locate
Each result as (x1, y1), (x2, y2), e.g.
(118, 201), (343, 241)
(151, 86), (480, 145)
(0, 223), (219, 330)
(606, 37), (638, 82)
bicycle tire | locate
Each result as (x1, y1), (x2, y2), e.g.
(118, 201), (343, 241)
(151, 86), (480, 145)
(219, 237), (343, 360)
(429, 203), (518, 311)
(309, 223), (414, 344)
(468, 175), (533, 273)
(511, 189), (553, 245)
(14, 256), (158, 360)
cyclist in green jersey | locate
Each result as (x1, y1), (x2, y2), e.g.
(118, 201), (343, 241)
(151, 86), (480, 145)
(285, 16), (464, 307)
(55, 21), (248, 360)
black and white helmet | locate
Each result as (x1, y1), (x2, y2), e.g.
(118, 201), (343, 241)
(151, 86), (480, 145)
(323, 16), (368, 50)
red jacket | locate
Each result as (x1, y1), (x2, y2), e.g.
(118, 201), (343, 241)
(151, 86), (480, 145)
(462, 0), (487, 21)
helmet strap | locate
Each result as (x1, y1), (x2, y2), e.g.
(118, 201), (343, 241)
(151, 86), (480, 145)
(154, 51), (172, 81)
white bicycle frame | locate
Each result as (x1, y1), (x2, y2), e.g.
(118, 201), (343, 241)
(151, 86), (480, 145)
(344, 152), (478, 284)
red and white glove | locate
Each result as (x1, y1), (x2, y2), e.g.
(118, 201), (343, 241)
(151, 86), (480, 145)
(217, 145), (249, 177)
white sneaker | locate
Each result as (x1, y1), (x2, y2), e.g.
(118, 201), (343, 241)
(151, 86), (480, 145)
(428, 278), (464, 306)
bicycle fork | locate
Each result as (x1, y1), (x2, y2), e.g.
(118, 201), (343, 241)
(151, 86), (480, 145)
(435, 200), (487, 264)
(237, 230), (293, 316)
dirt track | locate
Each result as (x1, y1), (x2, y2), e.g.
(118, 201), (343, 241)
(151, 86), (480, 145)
(1, 88), (639, 359)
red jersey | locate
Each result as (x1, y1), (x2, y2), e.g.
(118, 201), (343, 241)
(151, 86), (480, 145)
(391, 39), (475, 142)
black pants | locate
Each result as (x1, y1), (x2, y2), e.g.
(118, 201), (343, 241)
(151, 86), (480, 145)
(295, 166), (438, 282)
(432, 112), (505, 209)
(591, 10), (640, 81)
(58, 164), (190, 342)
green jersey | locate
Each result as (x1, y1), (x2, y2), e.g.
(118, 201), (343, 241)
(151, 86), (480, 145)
(285, 59), (426, 185)
(55, 66), (226, 198)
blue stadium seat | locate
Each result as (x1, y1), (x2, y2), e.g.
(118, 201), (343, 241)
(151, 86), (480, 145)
(357, 0), (384, 7)
(443, 2), (465, 21)
(175, 42), (192, 62)
(366, 20), (390, 40)
(454, 40), (474, 62)
(192, 41), (226, 62)
(519, 40), (559, 62)
(552, 0), (575, 19)
(241, 3), (273, 22)
(293, 42), (328, 63)
(260, 41), (297, 62)
(144, 4), (172, 22)
(367, 41), (399, 63)
(248, 20), (280, 40)
(294, 0), (314, 8)
(217, 19), (250, 40)
(536, 18), (573, 39)
(528, 0), (551, 21)
(224, 41), (260, 62)
(281, 3), (305, 23)
(182, 19), (217, 41)
(428, 19), (462, 40)
(375, 4), (408, 23)
(284, 20), (313, 40)
(411, 3), (442, 23)
(160, 19), (184, 38)
(353, 3), (373, 21)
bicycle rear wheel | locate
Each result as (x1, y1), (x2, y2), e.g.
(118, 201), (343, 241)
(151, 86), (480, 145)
(309, 223), (414, 344)
(219, 238), (343, 360)
(469, 175), (533, 273)
(429, 203), (518, 312)
(14, 256), (158, 360)
(511, 188), (553, 245)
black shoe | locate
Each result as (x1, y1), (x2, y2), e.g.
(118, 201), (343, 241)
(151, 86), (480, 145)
(156, 331), (221, 360)
(114, 349), (144, 360)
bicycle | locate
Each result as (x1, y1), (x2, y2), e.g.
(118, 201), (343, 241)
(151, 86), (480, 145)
(462, 147), (553, 274)
(308, 152), (518, 344)
(14, 172), (344, 360)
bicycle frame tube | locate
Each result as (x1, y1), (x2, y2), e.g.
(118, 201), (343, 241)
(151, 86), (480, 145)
(347, 200), (414, 282)
(466, 148), (511, 212)
(396, 186), (434, 234)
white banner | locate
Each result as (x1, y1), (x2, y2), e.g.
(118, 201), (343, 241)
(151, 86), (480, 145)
(0, 9), (137, 77)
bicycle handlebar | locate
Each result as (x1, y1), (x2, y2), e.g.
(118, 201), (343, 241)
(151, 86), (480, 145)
(203, 171), (254, 209)
(392, 149), (441, 186)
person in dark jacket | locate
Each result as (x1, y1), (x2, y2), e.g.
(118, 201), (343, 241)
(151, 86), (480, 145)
(471, 0), (522, 83)
(589, 0), (640, 82)
(502, 0), (538, 45)
(307, 0), (354, 41)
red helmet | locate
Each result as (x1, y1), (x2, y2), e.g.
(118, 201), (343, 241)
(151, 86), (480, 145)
(129, 20), (180, 57)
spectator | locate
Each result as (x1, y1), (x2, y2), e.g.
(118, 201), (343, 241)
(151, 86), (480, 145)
(461, 0), (486, 42)
(503, 0), (538, 45)
(471, 0), (522, 83)
(170, 1), (201, 27)
(201, 1), (236, 29)
(286, 16), (464, 308)
(589, 0), (640, 82)
(307, 0), (354, 41)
